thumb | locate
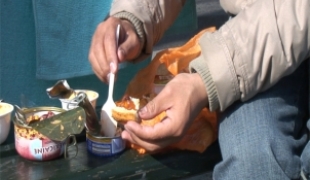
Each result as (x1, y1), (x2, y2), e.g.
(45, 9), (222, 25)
(138, 93), (170, 120)
(117, 35), (141, 62)
(117, 19), (141, 62)
(117, 48), (126, 63)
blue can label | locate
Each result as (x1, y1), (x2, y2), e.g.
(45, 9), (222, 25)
(86, 136), (125, 157)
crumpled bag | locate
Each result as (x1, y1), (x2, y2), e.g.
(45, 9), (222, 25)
(122, 27), (218, 154)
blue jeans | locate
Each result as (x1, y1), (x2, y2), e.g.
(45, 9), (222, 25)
(213, 61), (309, 180)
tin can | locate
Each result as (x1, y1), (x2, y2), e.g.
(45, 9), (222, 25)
(59, 89), (99, 110)
(13, 107), (78, 161)
(86, 131), (126, 157)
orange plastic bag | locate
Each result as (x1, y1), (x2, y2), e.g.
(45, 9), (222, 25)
(123, 27), (218, 154)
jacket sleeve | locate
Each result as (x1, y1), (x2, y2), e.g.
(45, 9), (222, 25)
(110, 0), (186, 61)
(190, 0), (310, 111)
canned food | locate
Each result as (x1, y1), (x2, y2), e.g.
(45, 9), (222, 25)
(13, 107), (78, 161)
(86, 131), (126, 157)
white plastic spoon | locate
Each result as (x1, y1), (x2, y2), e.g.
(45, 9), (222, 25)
(100, 24), (120, 137)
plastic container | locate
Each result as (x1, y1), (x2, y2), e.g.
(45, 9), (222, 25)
(0, 102), (14, 144)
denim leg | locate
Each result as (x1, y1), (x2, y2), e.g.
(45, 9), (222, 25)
(213, 61), (309, 180)
(301, 119), (310, 179)
(301, 59), (310, 179)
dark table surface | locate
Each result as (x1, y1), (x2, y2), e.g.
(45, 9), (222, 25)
(0, 133), (221, 180)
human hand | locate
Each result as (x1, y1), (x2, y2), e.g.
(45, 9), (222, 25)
(89, 17), (142, 83)
(121, 73), (209, 152)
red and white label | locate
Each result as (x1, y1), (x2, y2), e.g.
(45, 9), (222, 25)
(15, 136), (64, 161)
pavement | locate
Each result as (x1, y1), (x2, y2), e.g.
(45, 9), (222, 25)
(154, 0), (229, 51)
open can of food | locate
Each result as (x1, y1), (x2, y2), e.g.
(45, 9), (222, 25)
(86, 131), (126, 157)
(13, 107), (78, 161)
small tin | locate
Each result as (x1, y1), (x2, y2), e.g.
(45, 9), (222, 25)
(59, 89), (99, 110)
(86, 131), (126, 157)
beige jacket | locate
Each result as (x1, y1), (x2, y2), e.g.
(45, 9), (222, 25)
(110, 0), (310, 112)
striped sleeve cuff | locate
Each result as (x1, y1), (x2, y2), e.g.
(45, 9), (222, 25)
(190, 55), (219, 111)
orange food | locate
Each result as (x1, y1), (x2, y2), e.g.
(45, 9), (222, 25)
(115, 98), (136, 110)
(112, 96), (141, 123)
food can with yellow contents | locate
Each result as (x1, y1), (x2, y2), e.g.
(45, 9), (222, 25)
(13, 107), (77, 161)
(86, 131), (126, 157)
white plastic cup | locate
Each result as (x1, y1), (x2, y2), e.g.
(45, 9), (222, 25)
(0, 102), (14, 144)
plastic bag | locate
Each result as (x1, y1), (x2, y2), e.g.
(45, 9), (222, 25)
(123, 27), (218, 154)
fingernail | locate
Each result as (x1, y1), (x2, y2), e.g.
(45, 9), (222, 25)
(123, 124), (128, 131)
(123, 123), (132, 132)
(110, 62), (116, 72)
(138, 106), (147, 115)
(118, 48), (124, 60)
(107, 73), (110, 81)
(121, 129), (132, 141)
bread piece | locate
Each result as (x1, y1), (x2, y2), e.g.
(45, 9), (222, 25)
(112, 96), (140, 123)
(112, 107), (138, 122)
(111, 93), (155, 123)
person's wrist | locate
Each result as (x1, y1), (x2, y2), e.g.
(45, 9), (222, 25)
(191, 73), (209, 108)
(112, 12), (145, 52)
(190, 58), (219, 111)
(120, 19), (143, 62)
